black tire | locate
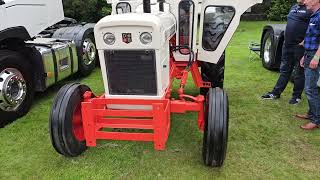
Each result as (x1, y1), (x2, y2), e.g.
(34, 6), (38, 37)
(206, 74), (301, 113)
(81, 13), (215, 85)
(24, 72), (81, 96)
(78, 33), (97, 76)
(200, 52), (225, 95)
(49, 83), (92, 157)
(0, 50), (34, 127)
(202, 88), (229, 167)
(202, 15), (225, 51)
(261, 30), (276, 70)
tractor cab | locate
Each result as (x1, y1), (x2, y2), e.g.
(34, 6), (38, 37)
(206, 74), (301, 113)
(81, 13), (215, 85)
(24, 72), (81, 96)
(107, 0), (261, 63)
(94, 0), (262, 98)
(49, 0), (263, 168)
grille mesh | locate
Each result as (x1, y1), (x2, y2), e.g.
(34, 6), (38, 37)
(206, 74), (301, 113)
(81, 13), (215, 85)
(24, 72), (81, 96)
(105, 50), (157, 95)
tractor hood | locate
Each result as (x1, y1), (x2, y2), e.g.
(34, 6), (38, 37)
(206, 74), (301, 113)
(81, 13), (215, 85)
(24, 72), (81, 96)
(94, 13), (176, 50)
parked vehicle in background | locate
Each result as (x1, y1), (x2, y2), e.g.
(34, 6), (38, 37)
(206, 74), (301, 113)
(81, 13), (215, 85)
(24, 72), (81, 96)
(260, 24), (300, 81)
(260, 24), (285, 70)
(0, 0), (98, 127)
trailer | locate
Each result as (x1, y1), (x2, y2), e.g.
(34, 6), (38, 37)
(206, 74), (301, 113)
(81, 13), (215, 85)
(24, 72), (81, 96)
(49, 0), (262, 167)
(0, 0), (98, 127)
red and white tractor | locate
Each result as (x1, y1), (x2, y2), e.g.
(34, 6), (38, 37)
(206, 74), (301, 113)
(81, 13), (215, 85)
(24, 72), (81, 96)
(49, 0), (262, 167)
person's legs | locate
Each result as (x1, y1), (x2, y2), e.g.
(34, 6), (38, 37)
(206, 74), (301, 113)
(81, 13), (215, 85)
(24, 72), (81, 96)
(292, 46), (305, 100)
(271, 45), (296, 95)
(301, 53), (320, 129)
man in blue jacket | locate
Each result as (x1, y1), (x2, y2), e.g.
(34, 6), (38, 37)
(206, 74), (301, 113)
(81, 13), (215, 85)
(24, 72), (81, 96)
(262, 0), (312, 104)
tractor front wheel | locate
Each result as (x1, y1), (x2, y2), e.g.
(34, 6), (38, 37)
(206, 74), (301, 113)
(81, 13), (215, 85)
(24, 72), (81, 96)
(49, 83), (92, 157)
(202, 88), (229, 167)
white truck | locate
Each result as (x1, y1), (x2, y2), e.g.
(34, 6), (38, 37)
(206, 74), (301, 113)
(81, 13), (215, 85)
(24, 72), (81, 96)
(0, 0), (98, 127)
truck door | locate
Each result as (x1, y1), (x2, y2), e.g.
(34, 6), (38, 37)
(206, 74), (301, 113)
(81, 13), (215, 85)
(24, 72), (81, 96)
(197, 0), (262, 63)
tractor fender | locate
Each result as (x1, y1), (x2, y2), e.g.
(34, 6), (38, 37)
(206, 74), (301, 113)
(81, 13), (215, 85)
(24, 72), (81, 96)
(260, 24), (285, 68)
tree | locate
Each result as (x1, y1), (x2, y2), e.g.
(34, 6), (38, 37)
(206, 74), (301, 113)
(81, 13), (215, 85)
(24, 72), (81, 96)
(62, 0), (111, 23)
(267, 0), (297, 21)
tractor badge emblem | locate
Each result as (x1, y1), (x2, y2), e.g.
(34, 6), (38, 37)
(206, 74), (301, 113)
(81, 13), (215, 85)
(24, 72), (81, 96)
(122, 33), (132, 44)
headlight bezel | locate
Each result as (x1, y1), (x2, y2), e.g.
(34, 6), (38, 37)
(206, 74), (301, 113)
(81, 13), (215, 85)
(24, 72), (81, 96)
(103, 32), (116, 45)
(140, 32), (152, 45)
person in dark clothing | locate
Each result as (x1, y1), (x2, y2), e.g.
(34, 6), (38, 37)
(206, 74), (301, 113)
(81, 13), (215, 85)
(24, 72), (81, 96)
(262, 0), (312, 105)
(296, 0), (320, 130)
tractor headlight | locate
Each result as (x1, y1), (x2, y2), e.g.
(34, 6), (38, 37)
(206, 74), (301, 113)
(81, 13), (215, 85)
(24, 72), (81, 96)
(140, 32), (152, 45)
(103, 33), (116, 45)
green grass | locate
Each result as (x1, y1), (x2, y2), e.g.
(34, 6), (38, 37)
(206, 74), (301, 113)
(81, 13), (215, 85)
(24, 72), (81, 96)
(1, 21), (320, 179)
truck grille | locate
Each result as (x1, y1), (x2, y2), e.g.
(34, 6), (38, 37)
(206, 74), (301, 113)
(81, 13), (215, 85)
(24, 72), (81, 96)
(104, 50), (157, 95)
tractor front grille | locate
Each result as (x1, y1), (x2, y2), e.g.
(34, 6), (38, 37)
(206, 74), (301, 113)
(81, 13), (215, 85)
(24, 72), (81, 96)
(104, 50), (157, 96)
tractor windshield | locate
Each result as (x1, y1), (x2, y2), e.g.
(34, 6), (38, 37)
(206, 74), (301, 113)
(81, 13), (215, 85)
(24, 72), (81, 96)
(179, 0), (195, 54)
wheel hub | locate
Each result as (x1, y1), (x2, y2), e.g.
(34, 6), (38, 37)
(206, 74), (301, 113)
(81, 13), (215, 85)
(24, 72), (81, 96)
(263, 37), (272, 64)
(0, 68), (27, 111)
(82, 38), (96, 66)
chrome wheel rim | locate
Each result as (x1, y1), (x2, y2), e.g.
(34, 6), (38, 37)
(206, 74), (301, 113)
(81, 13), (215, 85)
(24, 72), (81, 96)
(263, 37), (272, 64)
(82, 38), (96, 66)
(0, 68), (27, 111)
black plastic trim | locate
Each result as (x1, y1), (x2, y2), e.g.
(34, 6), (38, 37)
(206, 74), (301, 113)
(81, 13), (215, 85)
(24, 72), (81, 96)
(5, 4), (45, 8)
(51, 49), (58, 83)
(0, 26), (31, 42)
(68, 46), (74, 74)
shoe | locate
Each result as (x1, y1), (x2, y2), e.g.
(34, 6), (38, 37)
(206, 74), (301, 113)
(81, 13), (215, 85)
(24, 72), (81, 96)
(300, 122), (319, 130)
(288, 98), (301, 105)
(294, 114), (310, 120)
(261, 92), (280, 100)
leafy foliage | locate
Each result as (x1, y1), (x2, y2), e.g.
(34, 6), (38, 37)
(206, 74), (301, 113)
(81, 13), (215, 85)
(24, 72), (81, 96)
(62, 0), (111, 23)
(267, 0), (297, 21)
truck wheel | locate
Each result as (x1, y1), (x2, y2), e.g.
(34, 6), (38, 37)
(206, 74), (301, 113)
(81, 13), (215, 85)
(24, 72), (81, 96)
(202, 88), (229, 167)
(0, 50), (34, 127)
(78, 34), (97, 76)
(49, 83), (92, 157)
(261, 30), (276, 70)
(200, 52), (225, 95)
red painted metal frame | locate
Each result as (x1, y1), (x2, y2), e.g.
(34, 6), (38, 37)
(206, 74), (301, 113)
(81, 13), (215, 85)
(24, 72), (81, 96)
(81, 93), (171, 150)
(80, 37), (210, 150)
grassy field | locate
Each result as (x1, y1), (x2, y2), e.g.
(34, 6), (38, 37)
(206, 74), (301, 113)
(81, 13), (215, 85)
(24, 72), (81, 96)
(1, 21), (320, 179)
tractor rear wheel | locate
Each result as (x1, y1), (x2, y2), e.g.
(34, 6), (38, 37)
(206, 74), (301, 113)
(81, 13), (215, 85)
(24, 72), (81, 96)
(202, 88), (229, 167)
(49, 83), (92, 157)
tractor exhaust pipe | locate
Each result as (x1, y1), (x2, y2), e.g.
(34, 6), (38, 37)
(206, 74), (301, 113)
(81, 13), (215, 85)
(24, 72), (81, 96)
(158, 0), (164, 12)
(143, 0), (151, 13)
